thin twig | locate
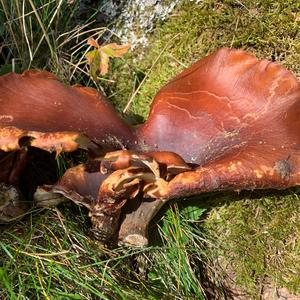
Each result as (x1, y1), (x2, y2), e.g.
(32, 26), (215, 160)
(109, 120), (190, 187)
(22, 0), (33, 61)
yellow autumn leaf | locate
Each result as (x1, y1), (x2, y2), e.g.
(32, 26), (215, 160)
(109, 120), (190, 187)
(86, 40), (131, 78)
(85, 50), (101, 80)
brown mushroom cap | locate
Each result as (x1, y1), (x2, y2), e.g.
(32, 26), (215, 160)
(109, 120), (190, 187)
(0, 70), (136, 150)
(36, 161), (107, 208)
(134, 48), (300, 200)
(137, 48), (300, 166)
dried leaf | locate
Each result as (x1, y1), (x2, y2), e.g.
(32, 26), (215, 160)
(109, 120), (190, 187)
(86, 41), (131, 77)
(99, 51), (110, 75)
(87, 38), (100, 49)
(100, 43), (131, 58)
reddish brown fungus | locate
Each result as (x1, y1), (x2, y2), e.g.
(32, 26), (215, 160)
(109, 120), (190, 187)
(0, 71), (135, 149)
(1, 48), (300, 246)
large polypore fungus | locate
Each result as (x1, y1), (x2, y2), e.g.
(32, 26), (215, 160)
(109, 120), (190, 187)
(1, 48), (300, 246)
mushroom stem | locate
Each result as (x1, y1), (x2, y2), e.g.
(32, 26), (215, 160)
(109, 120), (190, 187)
(118, 198), (166, 247)
(90, 201), (125, 244)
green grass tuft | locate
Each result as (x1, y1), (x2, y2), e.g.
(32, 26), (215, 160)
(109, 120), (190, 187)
(0, 203), (218, 299)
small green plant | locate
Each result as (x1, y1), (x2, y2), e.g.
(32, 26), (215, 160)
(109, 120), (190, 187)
(0, 202), (213, 299)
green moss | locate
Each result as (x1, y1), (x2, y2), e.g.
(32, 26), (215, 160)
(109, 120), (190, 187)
(203, 191), (300, 296)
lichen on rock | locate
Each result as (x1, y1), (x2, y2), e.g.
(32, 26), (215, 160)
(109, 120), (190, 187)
(82, 0), (183, 48)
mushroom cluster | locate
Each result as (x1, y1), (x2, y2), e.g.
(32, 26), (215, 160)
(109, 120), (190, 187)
(1, 48), (299, 247)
